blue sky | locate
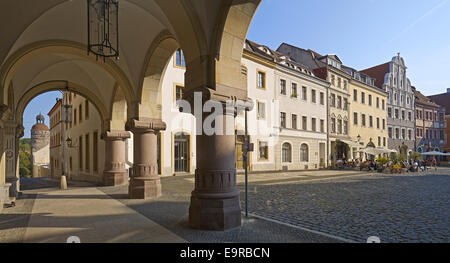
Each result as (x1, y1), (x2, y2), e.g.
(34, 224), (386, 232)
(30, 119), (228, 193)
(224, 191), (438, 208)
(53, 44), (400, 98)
(22, 0), (450, 137)
(247, 0), (450, 95)
(23, 91), (61, 138)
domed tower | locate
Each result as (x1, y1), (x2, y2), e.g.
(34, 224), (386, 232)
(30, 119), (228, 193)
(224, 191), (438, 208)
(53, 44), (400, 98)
(31, 113), (50, 178)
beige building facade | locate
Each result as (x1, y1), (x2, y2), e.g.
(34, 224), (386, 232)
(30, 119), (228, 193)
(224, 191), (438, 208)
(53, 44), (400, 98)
(344, 66), (389, 159)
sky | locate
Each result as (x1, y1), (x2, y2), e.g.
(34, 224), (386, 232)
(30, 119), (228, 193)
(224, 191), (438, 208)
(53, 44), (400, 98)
(247, 0), (450, 96)
(23, 91), (61, 138)
(22, 0), (450, 137)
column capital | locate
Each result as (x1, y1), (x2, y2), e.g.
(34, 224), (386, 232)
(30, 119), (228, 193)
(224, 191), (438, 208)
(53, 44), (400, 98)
(126, 118), (166, 134)
(101, 130), (131, 141)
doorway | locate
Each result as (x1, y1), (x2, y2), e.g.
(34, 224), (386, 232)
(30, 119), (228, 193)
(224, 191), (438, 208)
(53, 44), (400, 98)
(174, 132), (189, 173)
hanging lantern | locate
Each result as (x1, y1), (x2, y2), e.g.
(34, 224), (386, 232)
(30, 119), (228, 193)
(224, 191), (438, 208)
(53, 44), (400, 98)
(87, 0), (119, 60)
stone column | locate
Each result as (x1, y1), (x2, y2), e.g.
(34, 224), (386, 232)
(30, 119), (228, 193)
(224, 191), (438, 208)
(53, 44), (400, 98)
(102, 131), (130, 186)
(127, 118), (166, 199)
(189, 105), (242, 231)
(2, 121), (22, 198)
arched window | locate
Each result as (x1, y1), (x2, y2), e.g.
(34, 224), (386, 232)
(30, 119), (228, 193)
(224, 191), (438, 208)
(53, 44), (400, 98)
(300, 144), (309, 162)
(175, 49), (186, 67)
(282, 143), (292, 163)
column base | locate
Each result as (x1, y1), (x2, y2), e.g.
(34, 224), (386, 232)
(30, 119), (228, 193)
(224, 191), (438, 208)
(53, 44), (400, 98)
(189, 191), (242, 231)
(103, 171), (128, 186)
(128, 176), (161, 199)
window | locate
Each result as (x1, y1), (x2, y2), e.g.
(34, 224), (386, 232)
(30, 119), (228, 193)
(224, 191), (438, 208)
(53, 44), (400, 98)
(282, 143), (292, 163)
(378, 137), (381, 147)
(382, 100), (385, 110)
(330, 94), (336, 107)
(408, 130), (412, 141)
(377, 118), (380, 129)
(408, 112), (412, 121)
(361, 114), (366, 127)
(402, 110), (405, 120)
(259, 141), (268, 161)
(292, 114), (297, 129)
(395, 109), (399, 119)
(93, 131), (98, 172)
(383, 137), (386, 147)
(320, 119), (325, 133)
(280, 79), (286, 95)
(280, 112), (286, 128)
(257, 102), (266, 120)
(361, 92), (365, 104)
(337, 96), (342, 109)
(302, 86), (307, 100)
(331, 74), (335, 86)
(388, 108), (392, 118)
(312, 118), (317, 132)
(300, 144), (309, 162)
(353, 89), (358, 102)
(369, 116), (373, 128)
(79, 136), (83, 169)
(85, 134), (90, 171)
(388, 127), (393, 138)
(320, 92), (325, 105)
(396, 128), (400, 139)
(79, 104), (82, 123)
(331, 118), (336, 133)
(402, 129), (406, 140)
(354, 112), (358, 125)
(343, 98), (348, 110)
(337, 119), (342, 134)
(343, 80), (348, 90)
(175, 49), (186, 67)
(302, 116), (308, 131)
(85, 100), (89, 119)
(311, 89), (316, 103)
(74, 108), (77, 125)
(257, 71), (266, 89)
(291, 83), (298, 98)
(368, 95), (372, 106)
(175, 85), (183, 102)
(343, 120), (348, 135)
(376, 97), (380, 108)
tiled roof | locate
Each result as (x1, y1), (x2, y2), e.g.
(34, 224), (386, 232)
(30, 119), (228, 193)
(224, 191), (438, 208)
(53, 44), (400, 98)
(31, 123), (49, 131)
(361, 62), (390, 89)
(428, 92), (450, 113)
(415, 89), (440, 108)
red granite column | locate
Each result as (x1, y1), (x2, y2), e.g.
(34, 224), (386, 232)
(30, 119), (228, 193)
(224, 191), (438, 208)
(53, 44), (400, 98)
(102, 131), (130, 186)
(127, 118), (166, 199)
(189, 106), (241, 230)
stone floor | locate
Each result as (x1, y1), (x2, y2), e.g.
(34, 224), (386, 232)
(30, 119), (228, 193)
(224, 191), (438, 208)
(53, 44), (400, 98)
(1, 168), (448, 243)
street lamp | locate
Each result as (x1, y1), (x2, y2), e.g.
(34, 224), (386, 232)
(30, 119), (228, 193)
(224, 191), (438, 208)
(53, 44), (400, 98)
(87, 0), (119, 61)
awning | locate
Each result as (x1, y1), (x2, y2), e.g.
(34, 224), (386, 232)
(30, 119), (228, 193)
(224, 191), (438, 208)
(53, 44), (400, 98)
(421, 151), (447, 156)
(358, 147), (396, 155)
(338, 139), (362, 148)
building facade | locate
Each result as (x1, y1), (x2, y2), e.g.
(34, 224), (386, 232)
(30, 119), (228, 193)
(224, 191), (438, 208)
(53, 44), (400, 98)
(343, 66), (389, 158)
(31, 113), (50, 178)
(277, 43), (360, 164)
(241, 40), (329, 171)
(425, 88), (450, 154)
(414, 89), (446, 154)
(362, 54), (416, 156)
(48, 99), (63, 179)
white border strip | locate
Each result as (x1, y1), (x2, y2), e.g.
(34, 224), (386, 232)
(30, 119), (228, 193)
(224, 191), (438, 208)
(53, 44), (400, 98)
(245, 212), (358, 243)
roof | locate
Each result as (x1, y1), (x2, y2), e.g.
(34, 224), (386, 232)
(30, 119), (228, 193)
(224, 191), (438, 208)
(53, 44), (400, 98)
(360, 62), (390, 89)
(244, 40), (315, 76)
(31, 123), (49, 131)
(415, 89), (441, 108)
(47, 98), (62, 116)
(428, 91), (450, 114)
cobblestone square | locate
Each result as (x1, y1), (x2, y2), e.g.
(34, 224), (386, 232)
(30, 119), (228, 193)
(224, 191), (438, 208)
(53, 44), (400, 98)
(238, 169), (450, 243)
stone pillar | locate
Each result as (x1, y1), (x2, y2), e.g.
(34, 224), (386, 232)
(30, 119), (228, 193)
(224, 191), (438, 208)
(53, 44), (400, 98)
(102, 131), (130, 186)
(189, 105), (242, 231)
(2, 121), (22, 198)
(127, 118), (166, 199)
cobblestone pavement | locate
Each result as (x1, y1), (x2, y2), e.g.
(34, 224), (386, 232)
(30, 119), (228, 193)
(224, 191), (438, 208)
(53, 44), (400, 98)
(238, 169), (450, 243)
